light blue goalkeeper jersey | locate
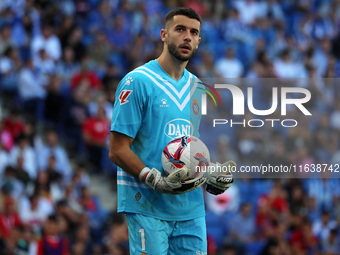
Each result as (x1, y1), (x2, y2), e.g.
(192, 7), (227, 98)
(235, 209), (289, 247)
(111, 59), (205, 221)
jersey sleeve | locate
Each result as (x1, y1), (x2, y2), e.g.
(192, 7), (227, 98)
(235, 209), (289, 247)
(111, 73), (148, 138)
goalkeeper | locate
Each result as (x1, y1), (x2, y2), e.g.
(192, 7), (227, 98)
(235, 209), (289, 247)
(109, 7), (234, 255)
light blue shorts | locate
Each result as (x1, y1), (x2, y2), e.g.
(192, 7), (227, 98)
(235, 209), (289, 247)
(126, 213), (207, 255)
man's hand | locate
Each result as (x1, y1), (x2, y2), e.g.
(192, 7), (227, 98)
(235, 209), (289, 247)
(206, 161), (235, 195)
(139, 167), (206, 194)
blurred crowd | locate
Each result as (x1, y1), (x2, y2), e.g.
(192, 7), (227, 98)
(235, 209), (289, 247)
(0, 0), (340, 254)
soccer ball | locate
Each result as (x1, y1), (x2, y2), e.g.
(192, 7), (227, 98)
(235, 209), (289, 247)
(162, 135), (210, 182)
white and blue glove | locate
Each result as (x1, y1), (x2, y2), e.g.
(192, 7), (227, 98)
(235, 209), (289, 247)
(206, 161), (235, 195)
(139, 167), (206, 194)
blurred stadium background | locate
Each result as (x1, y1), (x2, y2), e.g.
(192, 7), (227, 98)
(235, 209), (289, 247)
(0, 0), (340, 254)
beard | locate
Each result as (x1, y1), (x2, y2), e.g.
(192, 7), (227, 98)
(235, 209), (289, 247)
(168, 42), (195, 62)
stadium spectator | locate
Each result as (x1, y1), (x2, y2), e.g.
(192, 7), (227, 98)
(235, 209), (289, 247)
(55, 200), (80, 238)
(330, 101), (340, 129)
(11, 11), (36, 50)
(70, 61), (102, 91)
(78, 186), (107, 233)
(9, 134), (37, 179)
(273, 49), (307, 78)
(101, 62), (120, 92)
(314, 114), (338, 163)
(0, 141), (9, 177)
(34, 48), (56, 75)
(36, 214), (70, 255)
(2, 108), (24, 142)
(31, 23), (62, 61)
(229, 202), (255, 253)
(197, 50), (220, 78)
(37, 129), (72, 181)
(56, 47), (80, 94)
(88, 91), (113, 120)
(184, 0), (206, 16)
(0, 46), (20, 97)
(321, 228), (340, 254)
(312, 210), (338, 242)
(63, 82), (90, 153)
(82, 106), (110, 171)
(233, 0), (264, 26)
(0, 25), (13, 56)
(215, 47), (244, 78)
(0, 194), (22, 239)
(57, 16), (76, 49)
(221, 8), (254, 47)
(45, 155), (63, 184)
(13, 225), (38, 255)
(13, 155), (31, 187)
(230, 203), (255, 240)
(63, 184), (83, 215)
(73, 163), (90, 191)
(19, 193), (48, 234)
(89, 30), (112, 70)
(22, 120), (42, 149)
(88, 0), (114, 33)
(101, 213), (129, 255)
(64, 27), (86, 63)
(70, 225), (95, 255)
(107, 14), (130, 53)
(0, 119), (13, 152)
(220, 243), (237, 255)
(0, 166), (24, 200)
(43, 75), (65, 129)
(18, 57), (47, 120)
(290, 216), (318, 255)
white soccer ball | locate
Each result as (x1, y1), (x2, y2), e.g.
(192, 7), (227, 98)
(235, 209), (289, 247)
(162, 135), (210, 182)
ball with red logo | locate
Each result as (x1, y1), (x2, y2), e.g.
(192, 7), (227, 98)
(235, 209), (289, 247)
(162, 136), (210, 181)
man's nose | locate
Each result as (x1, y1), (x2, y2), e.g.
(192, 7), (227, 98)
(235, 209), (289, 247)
(184, 30), (192, 42)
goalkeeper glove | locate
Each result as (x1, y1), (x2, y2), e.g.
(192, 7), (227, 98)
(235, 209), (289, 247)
(139, 166), (205, 194)
(206, 161), (235, 195)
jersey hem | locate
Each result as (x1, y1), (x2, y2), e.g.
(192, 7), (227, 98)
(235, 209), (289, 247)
(118, 208), (205, 222)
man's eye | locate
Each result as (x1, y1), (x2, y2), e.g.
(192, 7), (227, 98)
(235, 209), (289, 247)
(177, 27), (184, 31)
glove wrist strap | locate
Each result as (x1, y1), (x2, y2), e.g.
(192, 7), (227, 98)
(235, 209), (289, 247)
(139, 167), (151, 182)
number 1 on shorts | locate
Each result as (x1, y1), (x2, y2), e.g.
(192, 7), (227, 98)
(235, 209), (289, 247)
(138, 228), (146, 251)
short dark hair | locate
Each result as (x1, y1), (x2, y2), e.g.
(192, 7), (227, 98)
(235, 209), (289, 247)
(165, 7), (202, 27)
(47, 214), (58, 223)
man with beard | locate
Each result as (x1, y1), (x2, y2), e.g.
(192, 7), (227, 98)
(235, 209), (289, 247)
(109, 8), (233, 254)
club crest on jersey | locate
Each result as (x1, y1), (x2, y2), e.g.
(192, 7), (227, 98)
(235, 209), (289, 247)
(125, 76), (133, 85)
(164, 118), (194, 139)
(193, 99), (199, 115)
(119, 90), (132, 105)
(160, 98), (169, 107)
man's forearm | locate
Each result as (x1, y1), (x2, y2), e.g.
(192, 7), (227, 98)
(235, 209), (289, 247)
(109, 146), (146, 179)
